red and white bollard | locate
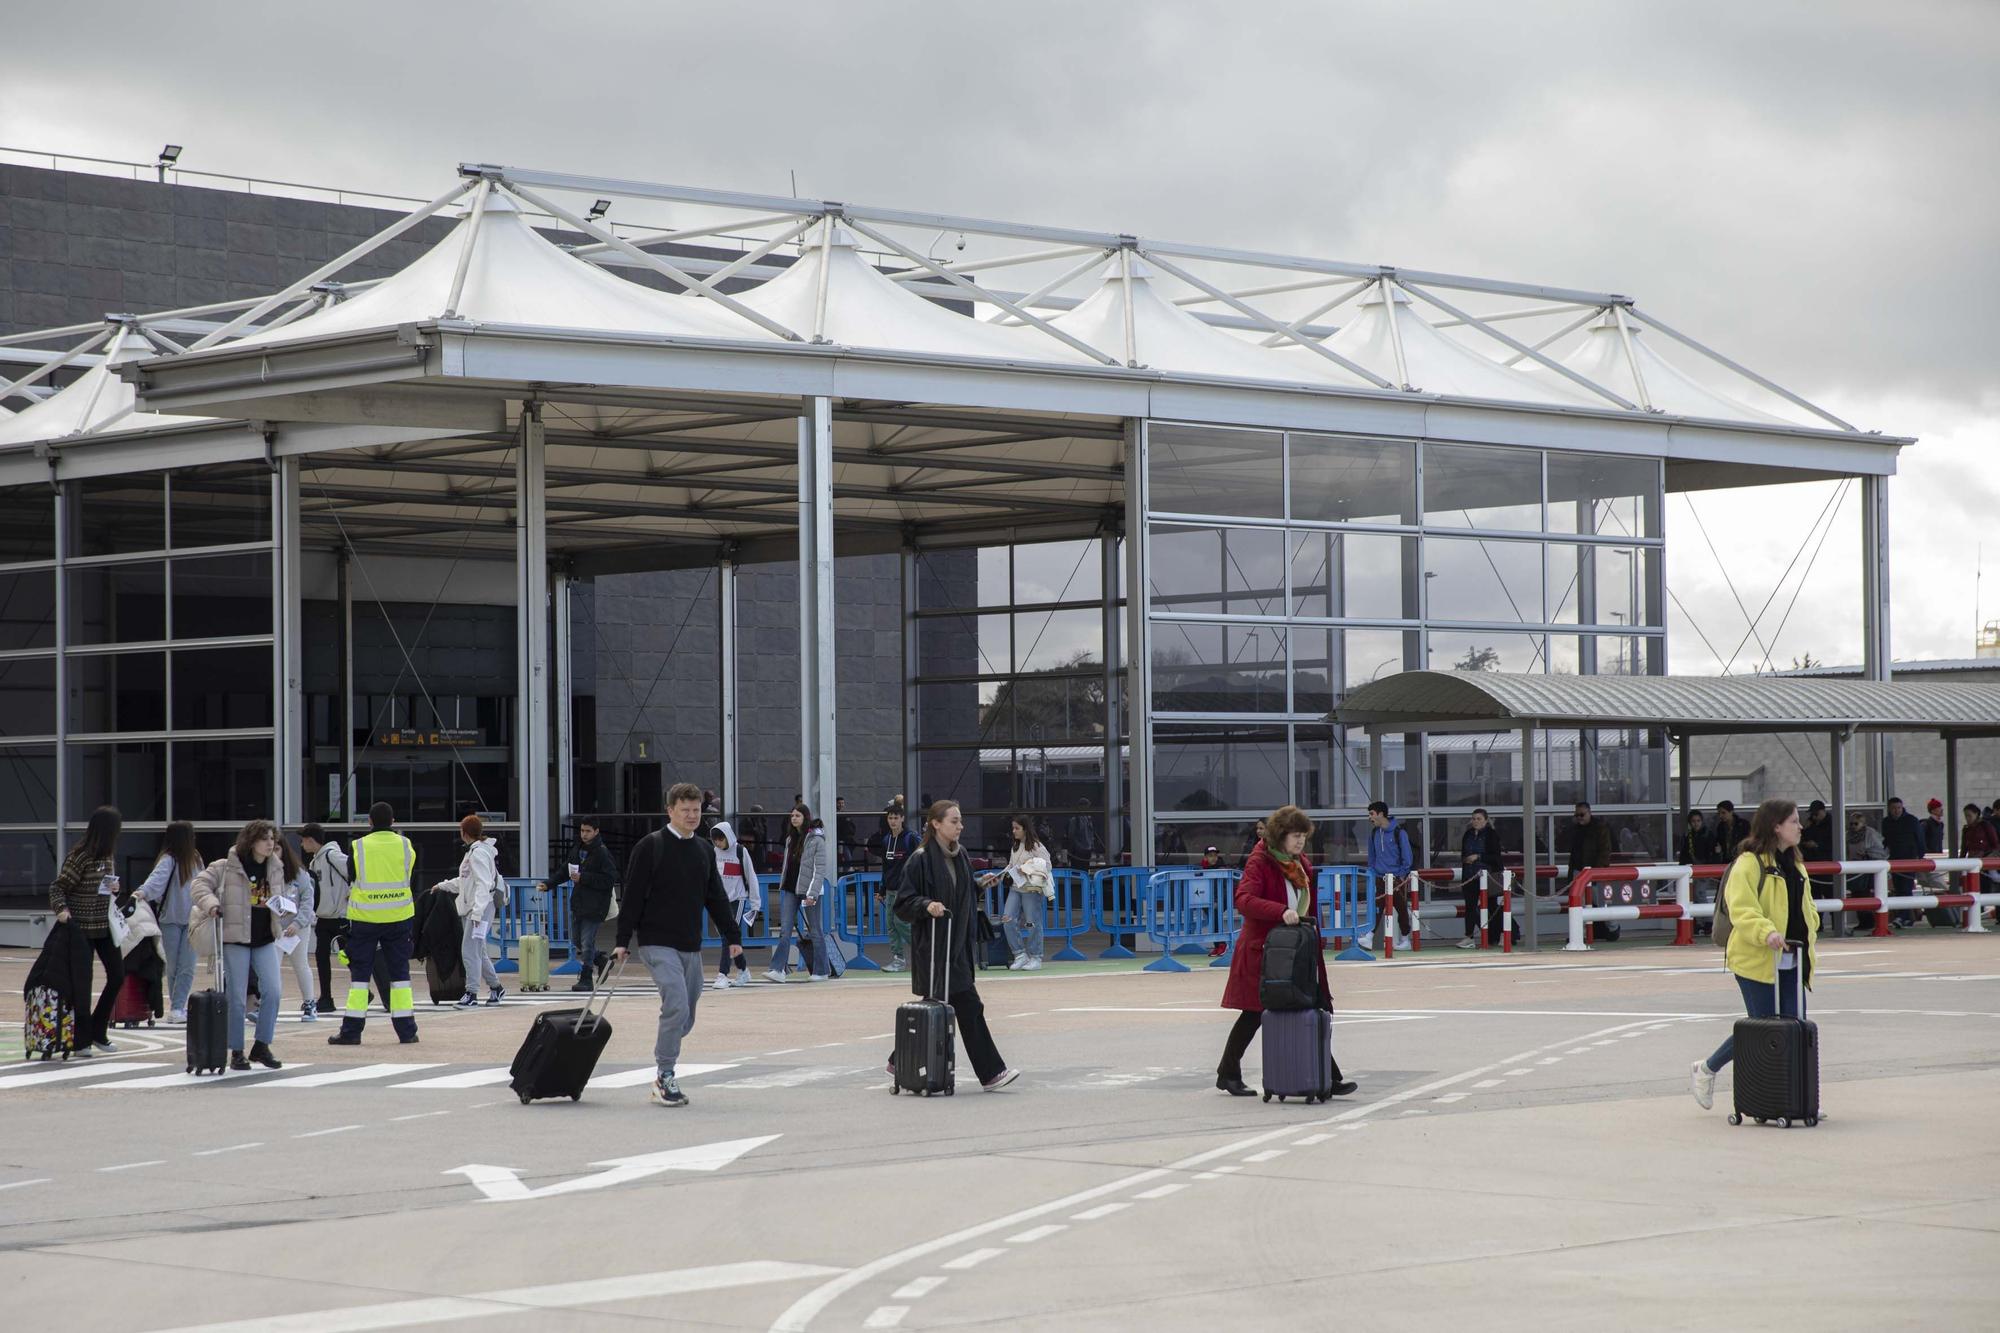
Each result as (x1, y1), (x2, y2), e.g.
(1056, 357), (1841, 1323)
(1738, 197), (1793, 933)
(1476, 871), (1489, 951)
(1407, 875), (1422, 952)
(1379, 874), (1394, 959)
(1501, 871), (1514, 954)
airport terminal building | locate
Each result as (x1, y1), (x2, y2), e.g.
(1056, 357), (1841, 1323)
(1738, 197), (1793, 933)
(0, 156), (1908, 907)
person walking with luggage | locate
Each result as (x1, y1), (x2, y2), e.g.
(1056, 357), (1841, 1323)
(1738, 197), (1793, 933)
(1455, 809), (1505, 948)
(327, 803), (419, 1046)
(568, 818), (617, 991)
(49, 806), (127, 1055)
(1365, 802), (1414, 951)
(874, 803), (917, 972)
(187, 819), (289, 1071)
(709, 821), (760, 989)
(987, 815), (1054, 971)
(434, 814), (504, 1009)
(890, 799), (1019, 1091)
(275, 836), (318, 1023)
(1688, 798), (1819, 1111)
(610, 783), (745, 1108)
(300, 825), (350, 1015)
(764, 804), (830, 983)
(1214, 805), (1356, 1098)
(136, 821), (203, 1024)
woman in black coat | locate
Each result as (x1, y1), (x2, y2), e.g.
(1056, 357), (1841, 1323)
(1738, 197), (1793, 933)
(890, 800), (1019, 1090)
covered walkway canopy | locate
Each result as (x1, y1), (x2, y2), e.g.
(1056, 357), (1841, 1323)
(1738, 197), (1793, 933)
(1334, 671), (2000, 948)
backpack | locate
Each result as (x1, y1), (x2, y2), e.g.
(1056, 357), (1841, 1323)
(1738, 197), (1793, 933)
(1714, 853), (1783, 949)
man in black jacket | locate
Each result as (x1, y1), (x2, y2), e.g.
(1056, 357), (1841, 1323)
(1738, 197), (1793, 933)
(1881, 796), (1924, 925)
(1456, 809), (1506, 948)
(1568, 802), (1619, 940)
(568, 819), (618, 992)
(612, 783), (743, 1108)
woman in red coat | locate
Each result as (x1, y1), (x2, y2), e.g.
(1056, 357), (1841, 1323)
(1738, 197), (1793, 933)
(1216, 805), (1357, 1098)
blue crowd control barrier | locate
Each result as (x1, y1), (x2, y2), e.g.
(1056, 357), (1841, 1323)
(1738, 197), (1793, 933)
(827, 872), (890, 970)
(1142, 869), (1240, 972)
(1092, 866), (1152, 958)
(1048, 868), (1090, 961)
(699, 871), (778, 955)
(492, 877), (549, 974)
(1317, 866), (1378, 962)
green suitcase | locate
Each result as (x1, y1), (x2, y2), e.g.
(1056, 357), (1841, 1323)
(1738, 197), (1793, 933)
(519, 934), (551, 992)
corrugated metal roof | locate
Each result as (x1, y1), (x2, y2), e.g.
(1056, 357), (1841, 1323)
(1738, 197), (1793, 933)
(1333, 671), (2000, 736)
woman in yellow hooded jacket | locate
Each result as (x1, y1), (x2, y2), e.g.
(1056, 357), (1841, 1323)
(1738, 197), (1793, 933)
(1690, 798), (1818, 1110)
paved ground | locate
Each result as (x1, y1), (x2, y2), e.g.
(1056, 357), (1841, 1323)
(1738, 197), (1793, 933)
(1, 932), (1996, 1331)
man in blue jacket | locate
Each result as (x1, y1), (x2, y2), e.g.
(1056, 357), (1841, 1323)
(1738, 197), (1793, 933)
(1367, 801), (1415, 950)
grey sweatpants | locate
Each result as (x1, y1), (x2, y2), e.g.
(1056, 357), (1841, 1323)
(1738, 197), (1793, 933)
(638, 945), (703, 1078)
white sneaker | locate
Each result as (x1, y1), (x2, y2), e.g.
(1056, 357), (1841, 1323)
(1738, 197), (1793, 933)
(712, 974), (733, 991)
(1690, 1059), (1716, 1111)
(1456, 938), (1477, 950)
(168, 1009), (187, 1024)
(1022, 957), (1042, 971)
(763, 970), (786, 984)
(1008, 955), (1028, 970)
(1396, 937), (1412, 951)
(805, 973), (827, 982)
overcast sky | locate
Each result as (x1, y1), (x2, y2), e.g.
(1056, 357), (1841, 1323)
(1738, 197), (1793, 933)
(9, 1), (1996, 670)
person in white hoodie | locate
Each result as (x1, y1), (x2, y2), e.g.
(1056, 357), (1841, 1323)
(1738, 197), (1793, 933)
(276, 834), (319, 1021)
(432, 813), (504, 1008)
(708, 821), (761, 990)
(984, 814), (1055, 970)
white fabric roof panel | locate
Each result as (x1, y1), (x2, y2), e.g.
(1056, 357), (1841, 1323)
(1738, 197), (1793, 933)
(1533, 315), (1797, 425)
(0, 329), (209, 446)
(230, 192), (775, 349)
(1052, 261), (1371, 386)
(737, 224), (1090, 363)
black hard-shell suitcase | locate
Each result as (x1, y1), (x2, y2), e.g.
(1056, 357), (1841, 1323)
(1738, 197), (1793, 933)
(1730, 957), (1819, 1128)
(893, 915), (956, 1096)
(509, 959), (619, 1103)
(1259, 923), (1320, 1012)
(187, 918), (229, 1075)
(1260, 1006), (1335, 1104)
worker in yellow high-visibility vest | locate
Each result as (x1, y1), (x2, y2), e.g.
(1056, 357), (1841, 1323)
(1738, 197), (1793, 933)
(327, 801), (420, 1045)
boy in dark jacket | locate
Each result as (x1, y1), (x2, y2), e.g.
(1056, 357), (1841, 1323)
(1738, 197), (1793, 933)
(872, 804), (918, 972)
(568, 819), (619, 992)
(612, 784), (743, 1108)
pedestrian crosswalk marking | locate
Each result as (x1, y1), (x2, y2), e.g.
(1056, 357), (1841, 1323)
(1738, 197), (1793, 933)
(259, 1063), (443, 1088)
(0, 1061), (169, 1091)
(91, 1066), (309, 1090)
(391, 1067), (516, 1089)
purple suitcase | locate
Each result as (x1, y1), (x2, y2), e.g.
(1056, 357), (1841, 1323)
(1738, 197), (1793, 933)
(1260, 1007), (1335, 1103)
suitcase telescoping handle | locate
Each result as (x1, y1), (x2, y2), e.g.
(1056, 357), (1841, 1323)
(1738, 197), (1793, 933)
(1774, 942), (1805, 1018)
(211, 912), (226, 991)
(925, 909), (949, 1004)
(580, 956), (627, 1035)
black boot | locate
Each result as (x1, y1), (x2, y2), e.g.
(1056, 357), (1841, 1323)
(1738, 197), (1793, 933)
(1329, 1057), (1357, 1097)
(1216, 1072), (1254, 1097)
(249, 1041), (282, 1069)
(229, 1051), (250, 1071)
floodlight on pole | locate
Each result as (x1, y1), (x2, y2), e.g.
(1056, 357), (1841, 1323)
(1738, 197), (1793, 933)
(156, 144), (182, 183)
(587, 199), (613, 221)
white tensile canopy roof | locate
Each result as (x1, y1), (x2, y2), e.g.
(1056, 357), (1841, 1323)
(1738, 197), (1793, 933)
(0, 325), (209, 447)
(229, 189), (772, 348)
(1529, 313), (1793, 424)
(737, 221), (1086, 362)
(1051, 259), (1370, 385)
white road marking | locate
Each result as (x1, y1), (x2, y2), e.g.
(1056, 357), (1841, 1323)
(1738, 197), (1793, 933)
(0, 1178), (51, 1192)
(1194, 1171), (1226, 1180)
(96, 1159), (165, 1172)
(149, 1260), (844, 1333)
(1433, 1093), (1469, 1104)
(392, 1067), (514, 1089)
(1504, 1069), (1532, 1077)
(0, 1061), (171, 1090)
(889, 1278), (946, 1300)
(1241, 1149), (1287, 1163)
(1400, 1108), (1430, 1117)
(861, 1032), (895, 1041)
(1293, 1133), (1334, 1145)
(710, 1066), (859, 1090)
(1072, 1202), (1133, 1221)
(941, 1248), (1005, 1271)
(448, 1135), (780, 1203)
(263, 1063), (443, 1088)
(1008, 1012), (1038, 1018)
(92, 1066), (311, 1091)
(192, 1142), (262, 1156)
(1007, 1224), (1068, 1244)
(861, 1307), (908, 1329)
(1207, 1165), (1243, 1173)
(1472, 1079), (1503, 1088)
(813, 1041), (848, 1049)
(393, 1110), (452, 1122)
(591, 1062), (738, 1089)
(1564, 1048), (1593, 1055)
(1537, 1057), (1562, 1065)
(1135, 1183), (1189, 1199)
(295, 1125), (362, 1139)
(764, 1047), (805, 1056)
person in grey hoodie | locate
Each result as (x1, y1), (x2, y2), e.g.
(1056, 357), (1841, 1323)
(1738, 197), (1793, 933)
(137, 821), (204, 1023)
(765, 804), (831, 983)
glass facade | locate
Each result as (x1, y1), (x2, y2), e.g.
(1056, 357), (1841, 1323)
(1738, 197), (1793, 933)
(1144, 422), (1668, 866)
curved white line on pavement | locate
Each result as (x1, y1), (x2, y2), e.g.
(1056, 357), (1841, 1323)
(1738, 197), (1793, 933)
(769, 1014), (1682, 1332)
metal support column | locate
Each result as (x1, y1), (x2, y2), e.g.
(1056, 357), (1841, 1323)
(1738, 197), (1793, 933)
(553, 565), (574, 830)
(718, 555), (740, 819)
(1521, 724), (1539, 952)
(1829, 729), (1849, 937)
(52, 484), (66, 840)
(1945, 735), (1960, 857)
(1861, 474), (1894, 800)
(900, 547), (921, 814)
(338, 547), (355, 822)
(798, 395), (837, 816)
(1121, 420), (1153, 863)
(516, 406), (551, 876)
(1101, 528), (1123, 863)
(276, 456), (304, 825)
(1676, 734), (1692, 828)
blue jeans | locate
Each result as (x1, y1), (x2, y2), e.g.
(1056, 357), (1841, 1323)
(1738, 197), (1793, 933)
(1001, 889), (1045, 961)
(1706, 967), (1802, 1072)
(769, 890), (826, 976)
(223, 942), (282, 1051)
(573, 913), (602, 976)
(160, 922), (197, 1013)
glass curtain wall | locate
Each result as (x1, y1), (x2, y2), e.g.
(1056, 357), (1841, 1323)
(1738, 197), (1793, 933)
(1144, 422), (1668, 869)
(912, 538), (1123, 864)
(0, 469), (280, 897)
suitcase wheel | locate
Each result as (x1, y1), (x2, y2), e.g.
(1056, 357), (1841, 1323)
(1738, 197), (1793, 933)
(1804, 1116), (1818, 1127)
(186, 1064), (193, 1074)
(889, 1084), (900, 1095)
(1727, 1112), (1742, 1125)
(1777, 1118), (1791, 1129)
(570, 1093), (582, 1102)
(1261, 1091), (1271, 1103)
(518, 1093), (533, 1105)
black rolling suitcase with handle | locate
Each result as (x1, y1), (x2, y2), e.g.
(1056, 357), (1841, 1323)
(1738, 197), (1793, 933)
(509, 958), (621, 1104)
(1729, 952), (1819, 1128)
(186, 917), (229, 1076)
(892, 915), (956, 1097)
